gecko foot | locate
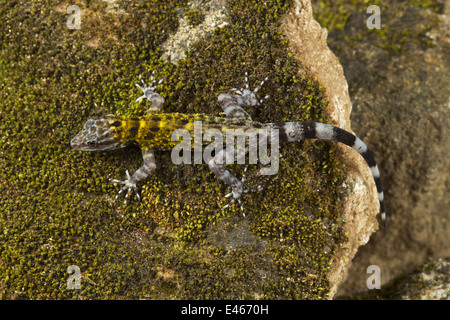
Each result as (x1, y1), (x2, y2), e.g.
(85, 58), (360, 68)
(230, 72), (269, 106)
(110, 170), (141, 205)
(135, 72), (164, 102)
(221, 166), (263, 217)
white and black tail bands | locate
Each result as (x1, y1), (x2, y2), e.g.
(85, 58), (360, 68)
(275, 121), (386, 228)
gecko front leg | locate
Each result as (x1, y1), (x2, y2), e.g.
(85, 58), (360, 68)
(111, 149), (156, 205)
(135, 72), (165, 113)
(110, 74), (163, 204)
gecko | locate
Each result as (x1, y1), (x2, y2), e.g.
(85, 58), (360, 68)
(71, 72), (386, 227)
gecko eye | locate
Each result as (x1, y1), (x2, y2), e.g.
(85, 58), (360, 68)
(87, 141), (98, 147)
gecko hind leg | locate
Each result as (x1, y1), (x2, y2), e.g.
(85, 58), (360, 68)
(231, 71), (270, 106)
(218, 72), (270, 120)
(225, 166), (263, 195)
(209, 148), (262, 217)
(222, 166), (264, 216)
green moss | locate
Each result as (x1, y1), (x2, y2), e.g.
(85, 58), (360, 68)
(0, 0), (346, 299)
(185, 8), (205, 27)
(312, 0), (442, 55)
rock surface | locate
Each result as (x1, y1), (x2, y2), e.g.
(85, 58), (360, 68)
(282, 0), (381, 298)
(392, 258), (450, 300)
(347, 258), (449, 300)
(161, 0), (229, 63)
(157, 0), (383, 298)
(163, 0), (382, 298)
(308, 0), (450, 296)
(3, 0), (430, 299)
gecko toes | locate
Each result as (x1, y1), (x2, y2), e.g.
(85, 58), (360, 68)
(110, 171), (141, 204)
(221, 166), (262, 217)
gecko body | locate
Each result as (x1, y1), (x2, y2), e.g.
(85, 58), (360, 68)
(71, 73), (386, 227)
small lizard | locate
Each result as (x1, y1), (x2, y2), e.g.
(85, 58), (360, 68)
(71, 72), (386, 227)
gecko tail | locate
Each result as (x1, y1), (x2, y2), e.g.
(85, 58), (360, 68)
(276, 121), (386, 228)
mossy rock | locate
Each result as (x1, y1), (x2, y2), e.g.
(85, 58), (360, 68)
(311, 0), (442, 54)
(185, 8), (205, 26)
(340, 258), (450, 300)
(0, 0), (346, 299)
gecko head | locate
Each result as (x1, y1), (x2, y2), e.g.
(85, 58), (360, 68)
(71, 115), (124, 151)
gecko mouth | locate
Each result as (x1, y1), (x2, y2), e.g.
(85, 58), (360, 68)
(70, 131), (97, 151)
(70, 134), (83, 150)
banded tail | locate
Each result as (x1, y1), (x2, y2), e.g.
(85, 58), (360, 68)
(275, 121), (386, 228)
